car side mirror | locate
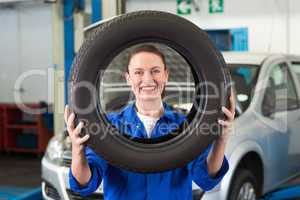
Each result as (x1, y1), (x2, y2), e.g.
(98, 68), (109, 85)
(262, 87), (276, 117)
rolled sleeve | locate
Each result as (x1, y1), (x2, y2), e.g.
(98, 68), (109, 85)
(68, 147), (107, 196)
(69, 161), (102, 196)
(191, 144), (229, 191)
(192, 155), (229, 191)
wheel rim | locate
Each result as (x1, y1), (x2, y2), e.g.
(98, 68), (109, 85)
(237, 182), (256, 200)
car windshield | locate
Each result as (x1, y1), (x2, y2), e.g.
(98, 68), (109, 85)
(228, 64), (260, 113)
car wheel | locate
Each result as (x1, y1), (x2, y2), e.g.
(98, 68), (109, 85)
(228, 169), (260, 200)
(71, 10), (231, 173)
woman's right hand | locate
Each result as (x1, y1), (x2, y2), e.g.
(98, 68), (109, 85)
(64, 105), (90, 154)
(64, 105), (92, 185)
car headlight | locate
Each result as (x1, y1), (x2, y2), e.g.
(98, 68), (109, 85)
(45, 136), (64, 165)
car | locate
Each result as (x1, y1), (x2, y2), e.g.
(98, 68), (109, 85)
(41, 50), (300, 200)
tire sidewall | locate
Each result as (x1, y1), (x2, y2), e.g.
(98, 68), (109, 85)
(228, 169), (260, 200)
(71, 11), (231, 172)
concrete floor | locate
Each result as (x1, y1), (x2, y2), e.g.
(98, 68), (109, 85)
(0, 152), (41, 188)
(0, 151), (300, 199)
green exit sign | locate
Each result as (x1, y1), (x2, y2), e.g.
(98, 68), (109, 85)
(209, 0), (224, 13)
(177, 0), (191, 15)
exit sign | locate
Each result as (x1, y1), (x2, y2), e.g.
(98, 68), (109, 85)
(209, 0), (224, 13)
(177, 0), (191, 15)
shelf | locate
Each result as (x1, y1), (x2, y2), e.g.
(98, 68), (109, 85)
(0, 103), (53, 154)
(7, 124), (38, 129)
(6, 147), (39, 153)
(0, 106), (4, 151)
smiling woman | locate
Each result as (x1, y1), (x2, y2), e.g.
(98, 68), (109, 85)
(100, 43), (195, 116)
(126, 45), (168, 105)
(70, 10), (231, 173)
(100, 43), (195, 141)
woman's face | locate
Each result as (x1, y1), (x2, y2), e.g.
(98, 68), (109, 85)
(125, 51), (169, 102)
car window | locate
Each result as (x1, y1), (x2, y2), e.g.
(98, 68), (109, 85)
(264, 62), (299, 112)
(228, 64), (259, 112)
(290, 62), (300, 85)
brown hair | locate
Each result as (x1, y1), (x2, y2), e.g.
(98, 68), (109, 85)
(126, 44), (167, 72)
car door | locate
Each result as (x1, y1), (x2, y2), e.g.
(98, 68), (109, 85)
(287, 61), (300, 175)
(261, 61), (300, 182)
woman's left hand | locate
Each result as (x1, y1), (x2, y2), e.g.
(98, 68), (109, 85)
(218, 89), (236, 143)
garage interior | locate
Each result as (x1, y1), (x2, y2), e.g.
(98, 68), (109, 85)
(1, 0), (300, 199)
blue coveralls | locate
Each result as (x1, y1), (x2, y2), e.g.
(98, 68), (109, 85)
(69, 103), (229, 200)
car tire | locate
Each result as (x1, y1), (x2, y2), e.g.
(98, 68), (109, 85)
(71, 10), (231, 173)
(228, 169), (261, 200)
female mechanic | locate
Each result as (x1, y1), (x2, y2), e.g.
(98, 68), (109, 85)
(65, 45), (235, 200)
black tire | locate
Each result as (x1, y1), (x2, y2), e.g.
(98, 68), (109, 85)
(71, 10), (231, 173)
(228, 169), (261, 200)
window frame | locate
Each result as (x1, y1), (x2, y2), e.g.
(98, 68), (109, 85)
(262, 61), (300, 115)
(290, 61), (300, 95)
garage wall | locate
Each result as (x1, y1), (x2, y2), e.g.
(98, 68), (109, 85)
(126, 0), (300, 54)
(0, 1), (54, 103)
(103, 0), (117, 18)
(289, 0), (300, 54)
